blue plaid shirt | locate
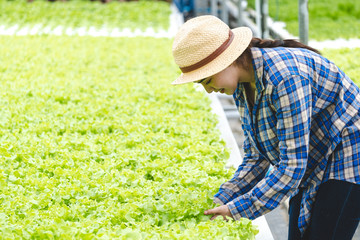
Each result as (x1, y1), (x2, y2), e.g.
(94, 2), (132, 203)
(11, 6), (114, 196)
(214, 47), (360, 235)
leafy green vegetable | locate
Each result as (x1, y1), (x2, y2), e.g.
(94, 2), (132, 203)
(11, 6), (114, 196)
(0, 0), (170, 31)
(0, 35), (258, 239)
(247, 0), (360, 40)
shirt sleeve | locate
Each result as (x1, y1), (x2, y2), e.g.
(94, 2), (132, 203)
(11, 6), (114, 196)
(213, 126), (270, 205)
(226, 75), (312, 220)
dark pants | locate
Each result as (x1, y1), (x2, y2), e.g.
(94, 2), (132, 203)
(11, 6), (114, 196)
(288, 179), (360, 240)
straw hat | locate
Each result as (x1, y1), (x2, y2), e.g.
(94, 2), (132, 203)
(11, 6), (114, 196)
(172, 15), (252, 85)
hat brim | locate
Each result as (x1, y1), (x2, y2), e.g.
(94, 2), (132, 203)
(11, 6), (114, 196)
(172, 27), (253, 85)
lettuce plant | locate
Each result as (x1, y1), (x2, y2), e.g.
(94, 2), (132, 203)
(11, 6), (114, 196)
(0, 35), (258, 239)
(0, 0), (170, 31)
(247, 0), (360, 40)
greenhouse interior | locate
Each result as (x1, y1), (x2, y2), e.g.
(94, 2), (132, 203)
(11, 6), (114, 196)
(0, 0), (360, 239)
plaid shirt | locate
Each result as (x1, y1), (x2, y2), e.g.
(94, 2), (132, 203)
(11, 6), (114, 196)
(214, 47), (360, 235)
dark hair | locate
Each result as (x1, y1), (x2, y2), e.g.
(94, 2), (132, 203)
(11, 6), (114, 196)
(235, 38), (321, 68)
(250, 38), (320, 54)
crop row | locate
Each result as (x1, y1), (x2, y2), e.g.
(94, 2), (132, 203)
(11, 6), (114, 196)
(0, 35), (258, 239)
(247, 0), (360, 41)
(0, 0), (170, 31)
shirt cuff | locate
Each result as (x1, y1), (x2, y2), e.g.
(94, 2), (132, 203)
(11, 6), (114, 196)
(213, 188), (235, 204)
(213, 197), (224, 205)
(226, 197), (256, 220)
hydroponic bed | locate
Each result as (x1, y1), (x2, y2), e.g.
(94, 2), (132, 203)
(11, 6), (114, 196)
(0, 30), (260, 240)
(0, 0), (170, 31)
(247, 0), (360, 41)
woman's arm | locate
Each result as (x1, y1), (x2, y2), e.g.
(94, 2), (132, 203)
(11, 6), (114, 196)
(213, 129), (270, 205)
(225, 75), (312, 220)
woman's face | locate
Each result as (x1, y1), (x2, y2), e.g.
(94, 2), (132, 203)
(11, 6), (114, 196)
(196, 63), (253, 95)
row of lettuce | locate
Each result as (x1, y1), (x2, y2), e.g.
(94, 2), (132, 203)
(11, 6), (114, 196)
(1, 0), (359, 40)
(247, 0), (360, 41)
(0, 1), (260, 239)
(0, 0), (170, 31)
(0, 35), (259, 239)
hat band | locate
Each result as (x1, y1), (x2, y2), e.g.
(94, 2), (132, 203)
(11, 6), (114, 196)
(179, 30), (234, 73)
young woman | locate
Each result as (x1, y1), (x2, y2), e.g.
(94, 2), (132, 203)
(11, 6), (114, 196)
(171, 15), (360, 240)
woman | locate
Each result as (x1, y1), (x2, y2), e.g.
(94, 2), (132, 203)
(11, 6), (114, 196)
(171, 15), (360, 240)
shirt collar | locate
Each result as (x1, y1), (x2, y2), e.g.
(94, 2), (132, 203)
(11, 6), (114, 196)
(251, 47), (265, 95)
(233, 47), (265, 101)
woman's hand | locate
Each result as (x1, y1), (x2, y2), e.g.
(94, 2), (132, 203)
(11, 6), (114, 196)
(204, 205), (234, 221)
